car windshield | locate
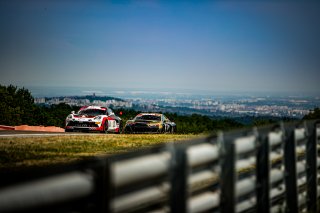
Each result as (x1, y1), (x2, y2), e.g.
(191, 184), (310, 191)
(78, 109), (106, 116)
(135, 115), (161, 121)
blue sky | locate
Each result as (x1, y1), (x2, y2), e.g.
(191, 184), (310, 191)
(0, 1), (319, 94)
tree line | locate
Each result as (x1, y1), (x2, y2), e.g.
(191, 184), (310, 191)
(0, 85), (78, 127)
(1, 85), (318, 134)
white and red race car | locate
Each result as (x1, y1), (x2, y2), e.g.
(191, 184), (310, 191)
(65, 106), (122, 133)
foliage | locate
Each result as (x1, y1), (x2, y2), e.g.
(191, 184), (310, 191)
(165, 113), (243, 134)
(0, 85), (35, 126)
(303, 108), (320, 120)
(251, 116), (295, 127)
(0, 84), (79, 127)
(33, 103), (79, 127)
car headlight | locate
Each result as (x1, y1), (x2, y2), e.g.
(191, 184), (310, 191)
(67, 115), (73, 120)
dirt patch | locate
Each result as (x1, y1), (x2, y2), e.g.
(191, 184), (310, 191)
(0, 125), (64, 132)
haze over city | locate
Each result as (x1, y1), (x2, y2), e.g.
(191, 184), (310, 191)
(1, 0), (320, 94)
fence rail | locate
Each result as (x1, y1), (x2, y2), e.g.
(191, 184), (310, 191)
(0, 120), (319, 213)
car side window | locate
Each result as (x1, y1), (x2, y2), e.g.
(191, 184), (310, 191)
(107, 108), (113, 116)
(163, 115), (169, 122)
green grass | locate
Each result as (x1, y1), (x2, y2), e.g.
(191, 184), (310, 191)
(0, 134), (200, 170)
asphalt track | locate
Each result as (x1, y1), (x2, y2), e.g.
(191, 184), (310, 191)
(0, 130), (102, 138)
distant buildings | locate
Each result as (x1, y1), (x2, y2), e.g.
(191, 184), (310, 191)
(34, 97), (45, 104)
(34, 95), (313, 118)
(34, 97), (132, 109)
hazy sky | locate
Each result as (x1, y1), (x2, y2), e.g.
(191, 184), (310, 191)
(0, 0), (319, 94)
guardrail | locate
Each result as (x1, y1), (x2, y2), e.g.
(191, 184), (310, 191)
(0, 120), (319, 213)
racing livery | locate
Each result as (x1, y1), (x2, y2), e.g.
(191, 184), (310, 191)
(123, 113), (176, 133)
(65, 106), (122, 133)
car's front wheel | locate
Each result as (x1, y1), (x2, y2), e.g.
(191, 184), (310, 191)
(101, 121), (108, 134)
(123, 125), (133, 134)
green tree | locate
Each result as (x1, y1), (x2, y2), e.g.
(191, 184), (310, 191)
(303, 108), (320, 120)
(0, 85), (34, 126)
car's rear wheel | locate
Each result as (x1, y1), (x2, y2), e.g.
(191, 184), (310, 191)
(65, 129), (73, 132)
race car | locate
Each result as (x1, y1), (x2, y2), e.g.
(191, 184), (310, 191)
(123, 113), (176, 133)
(65, 106), (122, 133)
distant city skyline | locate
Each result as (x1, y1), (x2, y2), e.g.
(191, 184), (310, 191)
(34, 89), (319, 119)
(1, 1), (320, 94)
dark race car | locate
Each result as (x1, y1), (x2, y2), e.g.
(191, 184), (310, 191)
(65, 106), (122, 133)
(123, 113), (176, 133)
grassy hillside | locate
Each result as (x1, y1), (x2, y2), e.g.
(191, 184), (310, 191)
(0, 134), (200, 170)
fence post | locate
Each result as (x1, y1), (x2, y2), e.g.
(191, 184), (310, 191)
(306, 121), (318, 213)
(284, 124), (298, 213)
(219, 132), (236, 213)
(257, 128), (270, 213)
(169, 146), (187, 213)
(104, 159), (113, 213)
